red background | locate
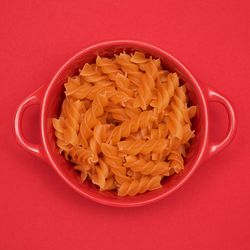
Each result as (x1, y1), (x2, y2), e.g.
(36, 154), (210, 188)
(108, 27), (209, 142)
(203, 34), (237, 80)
(1, 0), (249, 249)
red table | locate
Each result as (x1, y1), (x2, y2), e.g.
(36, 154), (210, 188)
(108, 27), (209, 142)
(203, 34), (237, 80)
(1, 0), (249, 249)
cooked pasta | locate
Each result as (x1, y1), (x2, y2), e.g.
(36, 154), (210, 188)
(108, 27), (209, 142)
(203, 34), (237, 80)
(53, 51), (197, 196)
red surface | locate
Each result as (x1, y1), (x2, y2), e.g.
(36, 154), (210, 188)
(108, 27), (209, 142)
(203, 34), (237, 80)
(1, 0), (249, 249)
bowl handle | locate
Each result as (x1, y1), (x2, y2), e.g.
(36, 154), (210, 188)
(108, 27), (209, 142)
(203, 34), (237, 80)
(206, 88), (237, 159)
(15, 86), (45, 160)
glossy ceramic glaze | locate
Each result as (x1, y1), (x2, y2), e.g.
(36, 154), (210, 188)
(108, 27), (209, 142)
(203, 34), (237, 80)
(14, 40), (236, 207)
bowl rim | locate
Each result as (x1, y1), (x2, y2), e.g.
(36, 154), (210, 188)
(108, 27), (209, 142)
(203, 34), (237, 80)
(41, 40), (208, 207)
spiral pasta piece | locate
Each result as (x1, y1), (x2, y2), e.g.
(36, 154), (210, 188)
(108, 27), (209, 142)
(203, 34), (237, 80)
(144, 60), (159, 80)
(58, 98), (83, 146)
(78, 89), (111, 147)
(52, 117), (71, 153)
(133, 72), (155, 110)
(80, 63), (108, 83)
(130, 51), (149, 64)
(118, 138), (168, 155)
(167, 85), (187, 139)
(65, 78), (114, 100)
(92, 159), (110, 189)
(118, 176), (162, 196)
(168, 150), (184, 174)
(96, 56), (120, 81)
(101, 143), (130, 184)
(115, 52), (139, 73)
(66, 146), (96, 165)
(115, 73), (134, 97)
(100, 177), (116, 191)
(124, 156), (170, 176)
(148, 123), (169, 161)
(183, 105), (197, 125)
(150, 72), (179, 111)
(88, 123), (114, 164)
(108, 110), (153, 144)
(104, 106), (140, 122)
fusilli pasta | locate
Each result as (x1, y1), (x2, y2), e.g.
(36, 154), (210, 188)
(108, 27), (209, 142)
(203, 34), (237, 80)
(53, 51), (197, 196)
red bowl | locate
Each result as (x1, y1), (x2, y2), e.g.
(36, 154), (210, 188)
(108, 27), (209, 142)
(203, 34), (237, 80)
(14, 40), (236, 207)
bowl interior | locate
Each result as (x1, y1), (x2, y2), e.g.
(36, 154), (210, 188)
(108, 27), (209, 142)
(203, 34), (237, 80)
(42, 41), (207, 206)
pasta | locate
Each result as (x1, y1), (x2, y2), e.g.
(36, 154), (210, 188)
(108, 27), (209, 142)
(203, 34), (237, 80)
(53, 51), (197, 196)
